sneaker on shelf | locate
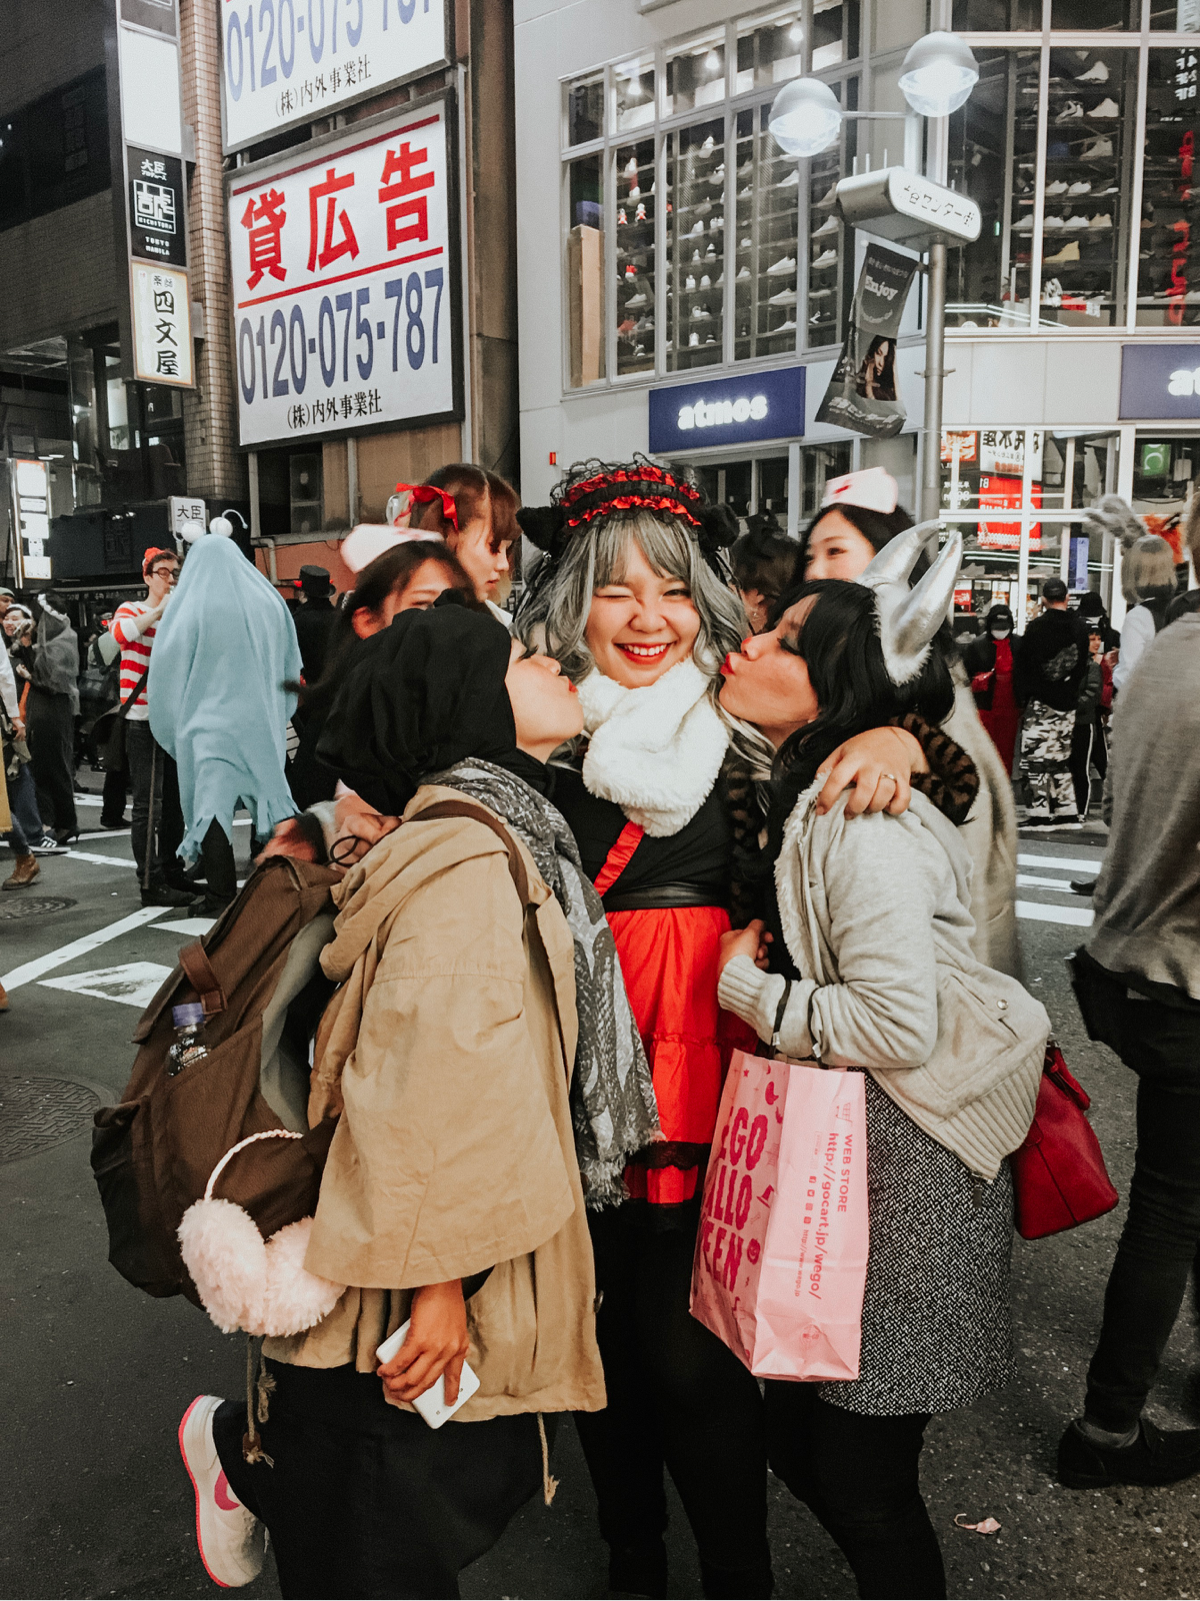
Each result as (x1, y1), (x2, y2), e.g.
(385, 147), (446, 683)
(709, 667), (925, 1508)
(775, 169), (799, 190)
(812, 247), (838, 268)
(1045, 179), (1070, 196)
(714, 271), (725, 286)
(705, 242), (717, 258)
(1063, 213), (1090, 229)
(740, 236), (753, 248)
(1088, 212), (1112, 228)
(812, 214), (839, 238)
(1075, 60), (1110, 84)
(1044, 239), (1081, 265)
(1042, 213), (1065, 230)
(699, 273), (712, 288)
(1093, 182), (1119, 195)
(1090, 97), (1120, 118)
(694, 199), (713, 218)
(710, 216), (724, 231)
(629, 185), (641, 202)
(809, 285), (836, 300)
(178, 1396), (266, 1588)
(691, 219), (706, 236)
(625, 291), (647, 308)
(1013, 215), (1035, 233)
(692, 248), (703, 262)
(688, 330), (700, 347)
(701, 134), (715, 152)
(704, 332), (717, 344)
(1067, 179), (1092, 196)
(769, 287), (797, 305)
(1055, 99), (1085, 122)
(809, 311), (833, 327)
(30, 835), (69, 856)
(767, 254), (797, 276)
(633, 316), (654, 334)
(736, 264), (751, 280)
(707, 166), (725, 186)
(737, 161), (753, 178)
(813, 183), (838, 208)
(738, 185), (752, 200)
(774, 317), (798, 332)
(685, 273), (697, 290)
(1080, 135), (1114, 160)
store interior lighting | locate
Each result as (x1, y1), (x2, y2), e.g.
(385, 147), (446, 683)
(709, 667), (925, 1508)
(897, 31), (979, 120)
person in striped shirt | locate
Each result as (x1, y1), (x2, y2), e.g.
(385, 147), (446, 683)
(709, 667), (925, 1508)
(108, 547), (192, 907)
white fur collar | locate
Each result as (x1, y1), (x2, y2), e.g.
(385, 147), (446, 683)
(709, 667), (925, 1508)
(576, 660), (729, 837)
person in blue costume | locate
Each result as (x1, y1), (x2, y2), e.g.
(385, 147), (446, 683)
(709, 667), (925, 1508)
(149, 526), (301, 914)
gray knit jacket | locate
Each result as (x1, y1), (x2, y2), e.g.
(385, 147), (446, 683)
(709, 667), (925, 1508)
(719, 785), (1048, 1181)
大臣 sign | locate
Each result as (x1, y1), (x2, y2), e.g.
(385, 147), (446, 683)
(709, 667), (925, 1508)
(228, 100), (457, 448)
(221, 0), (448, 153)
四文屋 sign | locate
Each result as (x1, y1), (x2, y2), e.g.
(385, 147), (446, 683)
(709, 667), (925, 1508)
(221, 0), (448, 153)
(228, 101), (457, 448)
(132, 263), (193, 387)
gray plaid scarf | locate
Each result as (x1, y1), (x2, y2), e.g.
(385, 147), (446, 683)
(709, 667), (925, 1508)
(432, 759), (660, 1207)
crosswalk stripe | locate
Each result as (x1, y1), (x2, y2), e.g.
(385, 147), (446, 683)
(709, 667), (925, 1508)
(1015, 899), (1094, 928)
(1017, 872), (1091, 892)
(1017, 853), (1103, 874)
(65, 850), (137, 869)
(1, 906), (167, 990)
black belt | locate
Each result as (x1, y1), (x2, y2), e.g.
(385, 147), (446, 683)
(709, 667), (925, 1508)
(601, 882), (728, 912)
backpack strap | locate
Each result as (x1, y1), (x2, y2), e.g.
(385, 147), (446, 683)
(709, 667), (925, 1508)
(417, 798), (532, 904)
(179, 941), (228, 1018)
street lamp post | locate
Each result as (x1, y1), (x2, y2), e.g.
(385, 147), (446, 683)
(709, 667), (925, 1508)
(769, 31), (981, 526)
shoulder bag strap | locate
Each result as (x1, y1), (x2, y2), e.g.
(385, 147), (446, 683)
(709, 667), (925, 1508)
(179, 941), (228, 1018)
(117, 668), (150, 720)
(418, 798), (532, 904)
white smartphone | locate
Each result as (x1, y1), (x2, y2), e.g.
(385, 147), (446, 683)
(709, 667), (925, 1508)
(375, 1319), (481, 1429)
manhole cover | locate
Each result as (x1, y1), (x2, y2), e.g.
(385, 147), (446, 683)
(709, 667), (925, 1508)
(0, 1077), (100, 1163)
(0, 896), (77, 920)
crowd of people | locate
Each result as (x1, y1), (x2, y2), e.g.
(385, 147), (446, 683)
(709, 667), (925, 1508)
(5, 458), (1200, 1599)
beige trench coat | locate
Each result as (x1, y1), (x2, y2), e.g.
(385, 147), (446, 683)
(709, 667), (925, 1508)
(266, 786), (606, 1422)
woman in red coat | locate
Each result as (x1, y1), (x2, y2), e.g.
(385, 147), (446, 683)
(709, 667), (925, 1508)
(963, 603), (1022, 774)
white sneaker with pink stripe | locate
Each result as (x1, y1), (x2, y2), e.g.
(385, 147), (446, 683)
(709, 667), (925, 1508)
(178, 1395), (266, 1588)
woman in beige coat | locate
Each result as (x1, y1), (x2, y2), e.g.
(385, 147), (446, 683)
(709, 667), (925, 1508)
(178, 602), (658, 1600)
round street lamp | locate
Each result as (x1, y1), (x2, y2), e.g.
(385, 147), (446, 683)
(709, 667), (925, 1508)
(767, 75), (843, 159)
(897, 31), (980, 119)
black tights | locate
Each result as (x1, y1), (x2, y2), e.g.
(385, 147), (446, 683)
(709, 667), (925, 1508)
(765, 1382), (946, 1601)
(573, 1203), (772, 1599)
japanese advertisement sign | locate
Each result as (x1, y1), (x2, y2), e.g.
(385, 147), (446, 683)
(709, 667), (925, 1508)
(221, 0), (449, 153)
(815, 243), (917, 439)
(979, 428), (1043, 480)
(132, 264), (194, 387)
(228, 103), (456, 448)
(11, 459), (51, 583)
(128, 146), (186, 267)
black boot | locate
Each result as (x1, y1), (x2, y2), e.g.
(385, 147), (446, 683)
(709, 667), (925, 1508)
(1058, 1418), (1200, 1488)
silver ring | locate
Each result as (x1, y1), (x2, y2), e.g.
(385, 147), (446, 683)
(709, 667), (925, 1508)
(882, 772), (898, 782)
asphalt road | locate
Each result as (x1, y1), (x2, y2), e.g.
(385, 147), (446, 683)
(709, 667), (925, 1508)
(1, 789), (1197, 1601)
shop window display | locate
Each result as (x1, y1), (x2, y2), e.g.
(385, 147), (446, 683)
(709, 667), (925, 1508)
(812, 0), (860, 72)
(734, 103), (801, 361)
(800, 441), (852, 518)
(735, 6), (805, 95)
(1130, 436), (1198, 572)
(567, 73), (603, 147)
(617, 57), (655, 135)
(666, 118), (726, 370)
(808, 79), (856, 348)
(615, 139), (656, 376)
(567, 153), (604, 387)
(666, 32), (726, 119)
(1138, 48), (1200, 325)
(1151, 1), (1200, 27)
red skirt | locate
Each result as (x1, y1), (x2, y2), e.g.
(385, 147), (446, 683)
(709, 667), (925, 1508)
(608, 904), (757, 1206)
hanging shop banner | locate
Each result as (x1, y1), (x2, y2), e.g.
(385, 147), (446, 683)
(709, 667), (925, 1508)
(221, 0), (449, 154)
(128, 146), (187, 267)
(228, 102), (457, 449)
(815, 243), (917, 439)
(132, 263), (194, 387)
(11, 458), (51, 583)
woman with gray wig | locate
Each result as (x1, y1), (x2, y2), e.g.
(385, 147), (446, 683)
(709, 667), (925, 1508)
(514, 458), (951, 1600)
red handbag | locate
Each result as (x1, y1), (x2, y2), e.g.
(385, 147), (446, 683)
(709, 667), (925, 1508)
(1011, 1043), (1119, 1240)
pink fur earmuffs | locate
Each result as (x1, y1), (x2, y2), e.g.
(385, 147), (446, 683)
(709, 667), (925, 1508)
(177, 1130), (346, 1337)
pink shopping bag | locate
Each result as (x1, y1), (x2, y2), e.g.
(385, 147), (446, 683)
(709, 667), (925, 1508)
(690, 1049), (869, 1381)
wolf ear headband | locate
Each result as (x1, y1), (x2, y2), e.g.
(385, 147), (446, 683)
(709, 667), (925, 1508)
(856, 519), (963, 685)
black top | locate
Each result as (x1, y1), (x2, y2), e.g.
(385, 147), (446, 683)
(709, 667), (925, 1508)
(293, 599), (338, 683)
(962, 632), (1022, 679)
(1012, 608), (1089, 712)
(552, 763), (731, 907)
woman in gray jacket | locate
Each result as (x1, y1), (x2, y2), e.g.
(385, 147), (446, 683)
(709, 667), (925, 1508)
(715, 530), (1049, 1600)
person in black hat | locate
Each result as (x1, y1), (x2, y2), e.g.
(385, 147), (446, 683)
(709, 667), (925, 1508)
(292, 565), (338, 683)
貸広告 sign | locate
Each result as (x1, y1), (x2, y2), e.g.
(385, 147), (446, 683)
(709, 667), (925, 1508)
(221, 0), (448, 153)
(648, 366), (805, 455)
(228, 100), (457, 449)
(1119, 343), (1200, 419)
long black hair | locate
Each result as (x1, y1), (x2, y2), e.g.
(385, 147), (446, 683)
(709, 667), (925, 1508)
(797, 498), (914, 579)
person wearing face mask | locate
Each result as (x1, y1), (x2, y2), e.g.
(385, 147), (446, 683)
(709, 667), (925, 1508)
(801, 467), (1022, 979)
(178, 602), (657, 1598)
(398, 465), (520, 626)
(963, 604), (1023, 775)
(514, 459), (969, 1601)
(714, 540), (1047, 1600)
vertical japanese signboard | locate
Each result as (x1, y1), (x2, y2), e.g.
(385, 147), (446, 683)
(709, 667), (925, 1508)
(221, 0), (449, 153)
(11, 459), (51, 583)
(228, 101), (457, 447)
(132, 264), (192, 384)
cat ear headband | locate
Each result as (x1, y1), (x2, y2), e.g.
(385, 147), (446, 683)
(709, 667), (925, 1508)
(856, 520), (963, 685)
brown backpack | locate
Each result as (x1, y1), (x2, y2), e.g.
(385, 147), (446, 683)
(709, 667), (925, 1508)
(91, 855), (341, 1305)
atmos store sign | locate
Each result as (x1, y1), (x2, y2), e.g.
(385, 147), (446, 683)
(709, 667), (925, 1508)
(648, 366), (805, 454)
(221, 0), (448, 153)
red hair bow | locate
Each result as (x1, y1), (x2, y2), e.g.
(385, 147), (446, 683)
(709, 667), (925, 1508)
(395, 481), (459, 532)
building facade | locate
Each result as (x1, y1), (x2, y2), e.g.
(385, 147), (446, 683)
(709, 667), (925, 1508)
(0, 0), (518, 612)
(515, 0), (1200, 629)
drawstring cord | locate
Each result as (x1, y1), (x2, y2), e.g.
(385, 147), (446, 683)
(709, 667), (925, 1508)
(242, 1336), (275, 1467)
(537, 1413), (558, 1507)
